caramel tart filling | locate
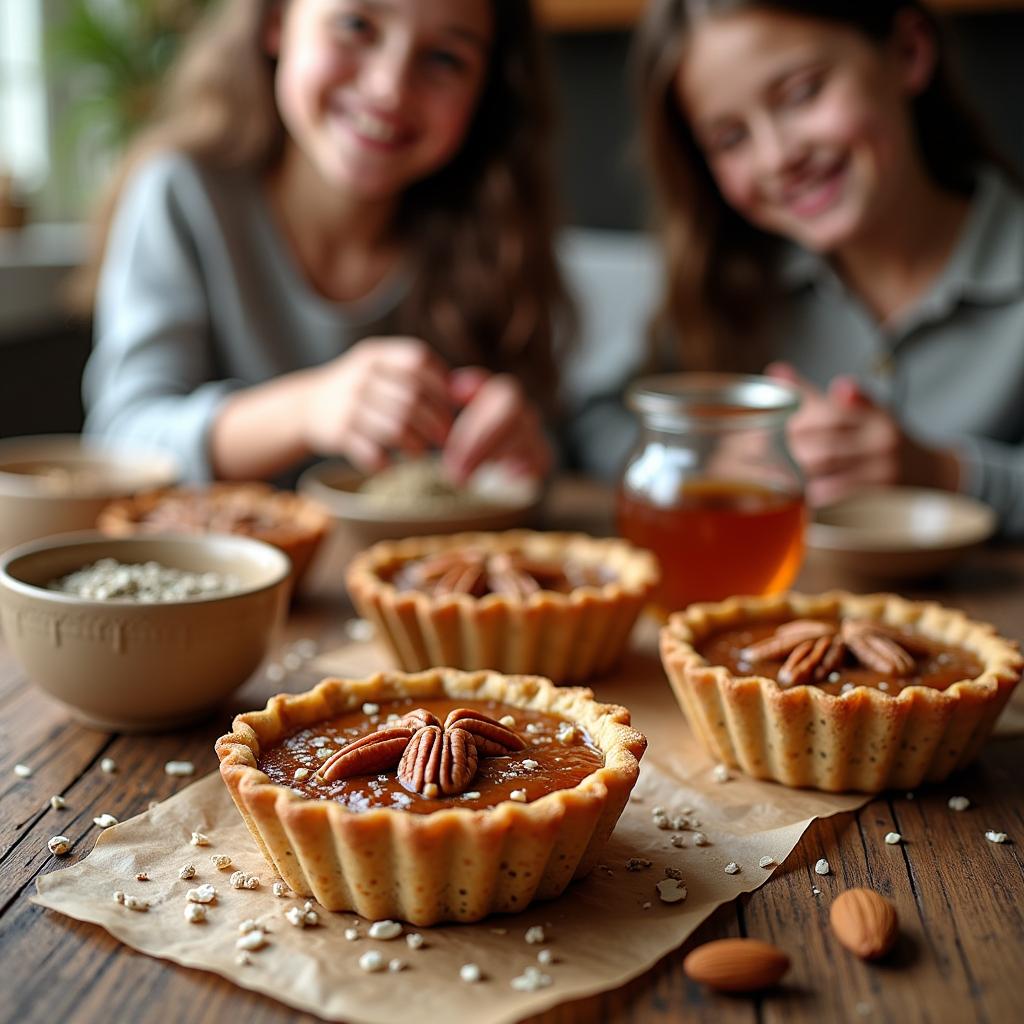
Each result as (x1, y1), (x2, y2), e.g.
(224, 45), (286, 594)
(699, 617), (982, 696)
(258, 698), (604, 812)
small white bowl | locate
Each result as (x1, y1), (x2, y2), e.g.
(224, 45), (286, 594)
(807, 486), (997, 581)
(0, 532), (291, 731)
(0, 434), (180, 554)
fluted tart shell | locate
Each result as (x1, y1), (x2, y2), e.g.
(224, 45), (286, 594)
(344, 530), (659, 683)
(216, 668), (647, 925)
(660, 591), (1021, 793)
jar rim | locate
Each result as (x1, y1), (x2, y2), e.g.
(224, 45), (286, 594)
(627, 372), (801, 426)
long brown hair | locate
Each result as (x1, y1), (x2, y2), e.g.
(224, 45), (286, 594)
(635, 0), (1007, 372)
(75, 0), (573, 409)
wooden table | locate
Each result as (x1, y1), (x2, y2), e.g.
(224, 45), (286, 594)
(2, 480), (1023, 1023)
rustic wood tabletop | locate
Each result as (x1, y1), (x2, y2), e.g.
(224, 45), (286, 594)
(2, 479), (1022, 1024)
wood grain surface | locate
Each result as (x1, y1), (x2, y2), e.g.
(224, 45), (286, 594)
(2, 479), (1022, 1024)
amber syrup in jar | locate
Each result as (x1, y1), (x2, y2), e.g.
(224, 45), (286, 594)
(617, 374), (806, 613)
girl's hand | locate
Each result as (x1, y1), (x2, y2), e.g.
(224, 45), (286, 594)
(442, 367), (553, 484)
(766, 362), (960, 507)
(302, 338), (454, 471)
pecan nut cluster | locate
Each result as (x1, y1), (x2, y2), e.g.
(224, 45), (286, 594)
(316, 707), (526, 797)
(397, 549), (571, 598)
(741, 618), (932, 687)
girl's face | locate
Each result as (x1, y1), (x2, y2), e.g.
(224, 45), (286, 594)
(676, 9), (932, 253)
(271, 0), (493, 200)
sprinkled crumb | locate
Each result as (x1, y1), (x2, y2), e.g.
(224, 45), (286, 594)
(460, 963), (482, 983)
(47, 835), (71, 856)
(388, 958), (406, 973)
(179, 863), (196, 880)
(537, 948), (556, 965)
(758, 856), (776, 869)
(509, 789), (527, 803)
(664, 866), (685, 881)
(272, 880), (289, 897)
(14, 764), (32, 779)
(499, 715), (516, 728)
(229, 870), (260, 890)
(286, 905), (319, 928)
(93, 814), (118, 829)
(712, 764), (731, 783)
(236, 930), (267, 951)
(406, 932), (424, 950)
(948, 795), (971, 812)
(165, 761), (195, 777)
(369, 920), (403, 940)
(985, 830), (1008, 844)
(724, 862), (740, 875)
(884, 832), (903, 845)
(814, 858), (831, 876)
(211, 854), (232, 869)
(642, 901), (652, 910)
(626, 858), (653, 872)
(294, 768), (310, 781)
(49, 795), (66, 810)
(692, 833), (710, 847)
(344, 927), (360, 941)
(359, 951), (386, 973)
(812, 887), (821, 896)
(187, 884), (217, 904)
(521, 759), (540, 771)
(656, 878), (687, 904)
(362, 702), (380, 716)
(190, 832), (210, 846)
(238, 919), (259, 934)
(236, 952), (252, 966)
(183, 903), (206, 924)
(100, 758), (117, 774)
(525, 925), (546, 944)
(511, 965), (552, 991)
(461, 791), (481, 800)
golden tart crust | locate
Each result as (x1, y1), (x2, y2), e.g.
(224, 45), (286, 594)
(344, 530), (659, 683)
(215, 668), (646, 925)
(660, 591), (1022, 793)
(98, 483), (330, 584)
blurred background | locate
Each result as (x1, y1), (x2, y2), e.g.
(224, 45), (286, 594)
(1, 0), (1022, 439)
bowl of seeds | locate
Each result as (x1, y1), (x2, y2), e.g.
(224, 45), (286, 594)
(0, 532), (291, 731)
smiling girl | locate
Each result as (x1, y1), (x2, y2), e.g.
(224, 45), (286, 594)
(634, 1), (1024, 530)
(81, 0), (571, 484)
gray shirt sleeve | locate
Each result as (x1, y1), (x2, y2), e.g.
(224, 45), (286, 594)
(83, 157), (242, 481)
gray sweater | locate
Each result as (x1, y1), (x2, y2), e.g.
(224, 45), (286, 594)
(84, 152), (408, 481)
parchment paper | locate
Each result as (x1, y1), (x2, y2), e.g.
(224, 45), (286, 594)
(41, 615), (1000, 1023)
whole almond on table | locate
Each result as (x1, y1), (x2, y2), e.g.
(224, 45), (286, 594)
(829, 888), (899, 960)
(683, 938), (790, 993)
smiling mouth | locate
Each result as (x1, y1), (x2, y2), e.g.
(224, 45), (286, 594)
(347, 109), (402, 146)
(779, 161), (848, 219)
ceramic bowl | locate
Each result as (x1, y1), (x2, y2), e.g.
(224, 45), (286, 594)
(807, 486), (997, 581)
(297, 460), (542, 593)
(0, 435), (180, 555)
(0, 533), (291, 731)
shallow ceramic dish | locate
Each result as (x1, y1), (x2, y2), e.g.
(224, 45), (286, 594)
(0, 533), (290, 731)
(807, 487), (997, 580)
(297, 460), (542, 591)
(0, 434), (180, 555)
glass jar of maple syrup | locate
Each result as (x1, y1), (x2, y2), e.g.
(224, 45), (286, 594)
(617, 373), (805, 613)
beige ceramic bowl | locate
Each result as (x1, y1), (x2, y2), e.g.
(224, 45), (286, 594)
(0, 435), (180, 555)
(0, 533), (291, 731)
(297, 460), (542, 593)
(807, 486), (997, 581)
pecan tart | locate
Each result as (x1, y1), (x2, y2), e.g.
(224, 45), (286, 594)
(98, 483), (330, 584)
(344, 530), (658, 683)
(660, 591), (1022, 792)
(216, 668), (646, 924)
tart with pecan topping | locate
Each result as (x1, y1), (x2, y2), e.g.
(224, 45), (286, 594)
(216, 669), (646, 924)
(98, 483), (330, 585)
(345, 530), (659, 682)
(660, 592), (1021, 792)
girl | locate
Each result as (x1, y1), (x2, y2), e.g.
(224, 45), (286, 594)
(81, 0), (572, 485)
(632, 1), (1024, 531)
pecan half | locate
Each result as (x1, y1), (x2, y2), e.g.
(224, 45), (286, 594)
(398, 725), (443, 794)
(397, 725), (481, 797)
(778, 635), (846, 687)
(841, 621), (915, 677)
(317, 727), (414, 783)
(444, 708), (526, 756)
(381, 708), (442, 733)
(742, 620), (835, 662)
(438, 727), (479, 795)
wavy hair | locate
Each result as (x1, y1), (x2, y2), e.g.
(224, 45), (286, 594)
(635, 0), (1007, 373)
(75, 0), (573, 409)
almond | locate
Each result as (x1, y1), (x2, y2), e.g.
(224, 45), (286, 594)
(829, 888), (899, 960)
(683, 938), (790, 993)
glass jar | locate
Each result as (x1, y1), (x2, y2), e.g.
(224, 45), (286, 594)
(616, 373), (805, 613)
